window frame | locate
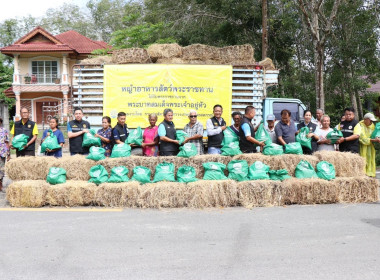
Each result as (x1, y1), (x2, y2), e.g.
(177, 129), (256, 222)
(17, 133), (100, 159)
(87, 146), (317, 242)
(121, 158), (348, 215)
(29, 57), (60, 84)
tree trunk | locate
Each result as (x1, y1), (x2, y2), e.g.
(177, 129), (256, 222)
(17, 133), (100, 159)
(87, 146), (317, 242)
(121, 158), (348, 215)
(355, 91), (363, 120)
(346, 65), (359, 119)
(314, 44), (324, 111)
(262, 0), (268, 59)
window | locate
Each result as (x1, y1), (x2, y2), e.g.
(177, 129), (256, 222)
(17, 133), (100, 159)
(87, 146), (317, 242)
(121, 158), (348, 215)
(31, 61), (58, 83)
(273, 102), (300, 122)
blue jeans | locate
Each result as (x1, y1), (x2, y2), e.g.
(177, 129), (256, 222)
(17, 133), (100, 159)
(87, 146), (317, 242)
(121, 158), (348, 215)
(208, 147), (221, 154)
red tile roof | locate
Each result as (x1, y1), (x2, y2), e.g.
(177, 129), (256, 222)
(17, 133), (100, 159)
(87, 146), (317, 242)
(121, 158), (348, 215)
(56, 30), (111, 54)
(1, 43), (73, 53)
(0, 26), (110, 55)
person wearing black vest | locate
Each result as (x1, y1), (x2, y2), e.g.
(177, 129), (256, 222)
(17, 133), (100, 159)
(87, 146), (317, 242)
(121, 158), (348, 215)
(10, 107), (38, 157)
(67, 107), (91, 155)
(239, 106), (265, 153)
(112, 112), (129, 144)
(336, 107), (360, 153)
(206, 104), (227, 154)
(158, 108), (179, 156)
(296, 110), (320, 154)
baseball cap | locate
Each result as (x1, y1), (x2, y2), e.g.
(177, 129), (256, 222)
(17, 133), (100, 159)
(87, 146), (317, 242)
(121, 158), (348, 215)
(266, 114), (275, 121)
(363, 113), (377, 121)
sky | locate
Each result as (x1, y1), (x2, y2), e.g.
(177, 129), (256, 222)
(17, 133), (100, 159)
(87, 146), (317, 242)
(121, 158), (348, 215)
(0, 0), (89, 22)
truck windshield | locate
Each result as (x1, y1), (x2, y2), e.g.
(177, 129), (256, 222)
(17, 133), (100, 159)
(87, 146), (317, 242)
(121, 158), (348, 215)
(273, 102), (299, 122)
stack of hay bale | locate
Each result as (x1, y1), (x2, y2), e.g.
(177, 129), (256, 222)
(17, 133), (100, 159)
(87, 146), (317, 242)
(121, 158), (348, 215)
(5, 152), (379, 208)
(79, 43), (275, 68)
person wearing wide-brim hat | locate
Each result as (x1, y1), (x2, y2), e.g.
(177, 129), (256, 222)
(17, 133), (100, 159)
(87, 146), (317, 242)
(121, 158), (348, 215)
(357, 112), (379, 177)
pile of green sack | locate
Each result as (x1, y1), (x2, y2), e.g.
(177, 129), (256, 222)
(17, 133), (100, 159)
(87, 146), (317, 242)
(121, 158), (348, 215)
(46, 160), (336, 185)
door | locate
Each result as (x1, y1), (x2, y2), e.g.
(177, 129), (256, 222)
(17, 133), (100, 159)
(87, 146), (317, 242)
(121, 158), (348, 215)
(36, 101), (58, 124)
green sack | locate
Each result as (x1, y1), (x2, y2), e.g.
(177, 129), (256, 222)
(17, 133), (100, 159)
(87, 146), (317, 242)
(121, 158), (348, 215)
(108, 166), (129, 183)
(222, 127), (239, 146)
(284, 142), (303, 155)
(263, 143), (284, 155)
(127, 126), (143, 146)
(12, 134), (29, 151)
(316, 161), (336, 180)
(46, 167), (67, 185)
(269, 169), (292, 181)
(131, 166), (151, 184)
(82, 129), (102, 148)
(295, 160), (318, 179)
(370, 122), (380, 139)
(326, 128), (343, 144)
(177, 143), (198, 158)
(203, 162), (228, 180)
(88, 165), (109, 185)
(227, 160), (249, 181)
(111, 143), (131, 158)
(248, 161), (270, 180)
(177, 165), (198, 183)
(176, 130), (188, 145)
(221, 141), (243, 156)
(41, 130), (61, 153)
(255, 123), (272, 145)
(153, 162), (176, 182)
(86, 146), (106, 161)
(296, 127), (312, 150)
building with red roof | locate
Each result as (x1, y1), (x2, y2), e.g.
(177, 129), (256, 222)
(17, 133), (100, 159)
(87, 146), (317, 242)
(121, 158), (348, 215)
(0, 26), (110, 123)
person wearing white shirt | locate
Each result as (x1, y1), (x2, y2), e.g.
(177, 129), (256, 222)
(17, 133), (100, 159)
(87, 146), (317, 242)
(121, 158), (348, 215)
(316, 115), (335, 151)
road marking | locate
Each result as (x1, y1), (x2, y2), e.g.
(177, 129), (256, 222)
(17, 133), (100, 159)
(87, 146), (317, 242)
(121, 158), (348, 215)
(0, 208), (123, 212)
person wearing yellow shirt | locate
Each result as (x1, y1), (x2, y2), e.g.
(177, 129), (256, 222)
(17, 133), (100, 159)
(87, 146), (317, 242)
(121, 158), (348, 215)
(10, 107), (38, 157)
(357, 113), (379, 177)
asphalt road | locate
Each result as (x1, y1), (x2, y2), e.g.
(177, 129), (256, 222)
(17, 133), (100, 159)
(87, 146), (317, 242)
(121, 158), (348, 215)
(0, 203), (380, 280)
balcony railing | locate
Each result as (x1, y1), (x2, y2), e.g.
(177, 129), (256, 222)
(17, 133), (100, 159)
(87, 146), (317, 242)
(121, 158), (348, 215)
(19, 74), (61, 84)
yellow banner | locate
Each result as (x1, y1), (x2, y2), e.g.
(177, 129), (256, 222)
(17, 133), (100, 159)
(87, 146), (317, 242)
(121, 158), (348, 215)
(104, 64), (232, 128)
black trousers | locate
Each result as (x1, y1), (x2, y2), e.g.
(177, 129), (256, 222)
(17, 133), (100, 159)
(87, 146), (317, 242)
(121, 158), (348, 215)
(16, 150), (35, 157)
(159, 150), (178, 156)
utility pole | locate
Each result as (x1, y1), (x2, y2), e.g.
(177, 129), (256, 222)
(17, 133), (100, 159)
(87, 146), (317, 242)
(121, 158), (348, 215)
(262, 0), (268, 59)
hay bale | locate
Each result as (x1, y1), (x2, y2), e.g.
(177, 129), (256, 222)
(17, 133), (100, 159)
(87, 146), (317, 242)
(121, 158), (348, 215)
(182, 44), (221, 61)
(95, 182), (141, 207)
(112, 48), (152, 64)
(186, 180), (239, 208)
(313, 151), (365, 177)
(220, 44), (255, 64)
(5, 157), (57, 180)
(55, 155), (95, 181)
(237, 180), (283, 208)
(80, 56), (113, 65)
(232, 154), (319, 176)
(281, 178), (339, 205)
(137, 182), (188, 208)
(147, 43), (182, 62)
(259, 57), (276, 70)
(46, 181), (97, 207)
(333, 177), (379, 203)
(6, 180), (49, 207)
(155, 58), (188, 64)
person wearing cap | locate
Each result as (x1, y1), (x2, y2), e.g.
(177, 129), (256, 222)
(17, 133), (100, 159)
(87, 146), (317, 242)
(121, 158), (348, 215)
(265, 114), (277, 143)
(357, 113), (379, 177)
(336, 107), (360, 153)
